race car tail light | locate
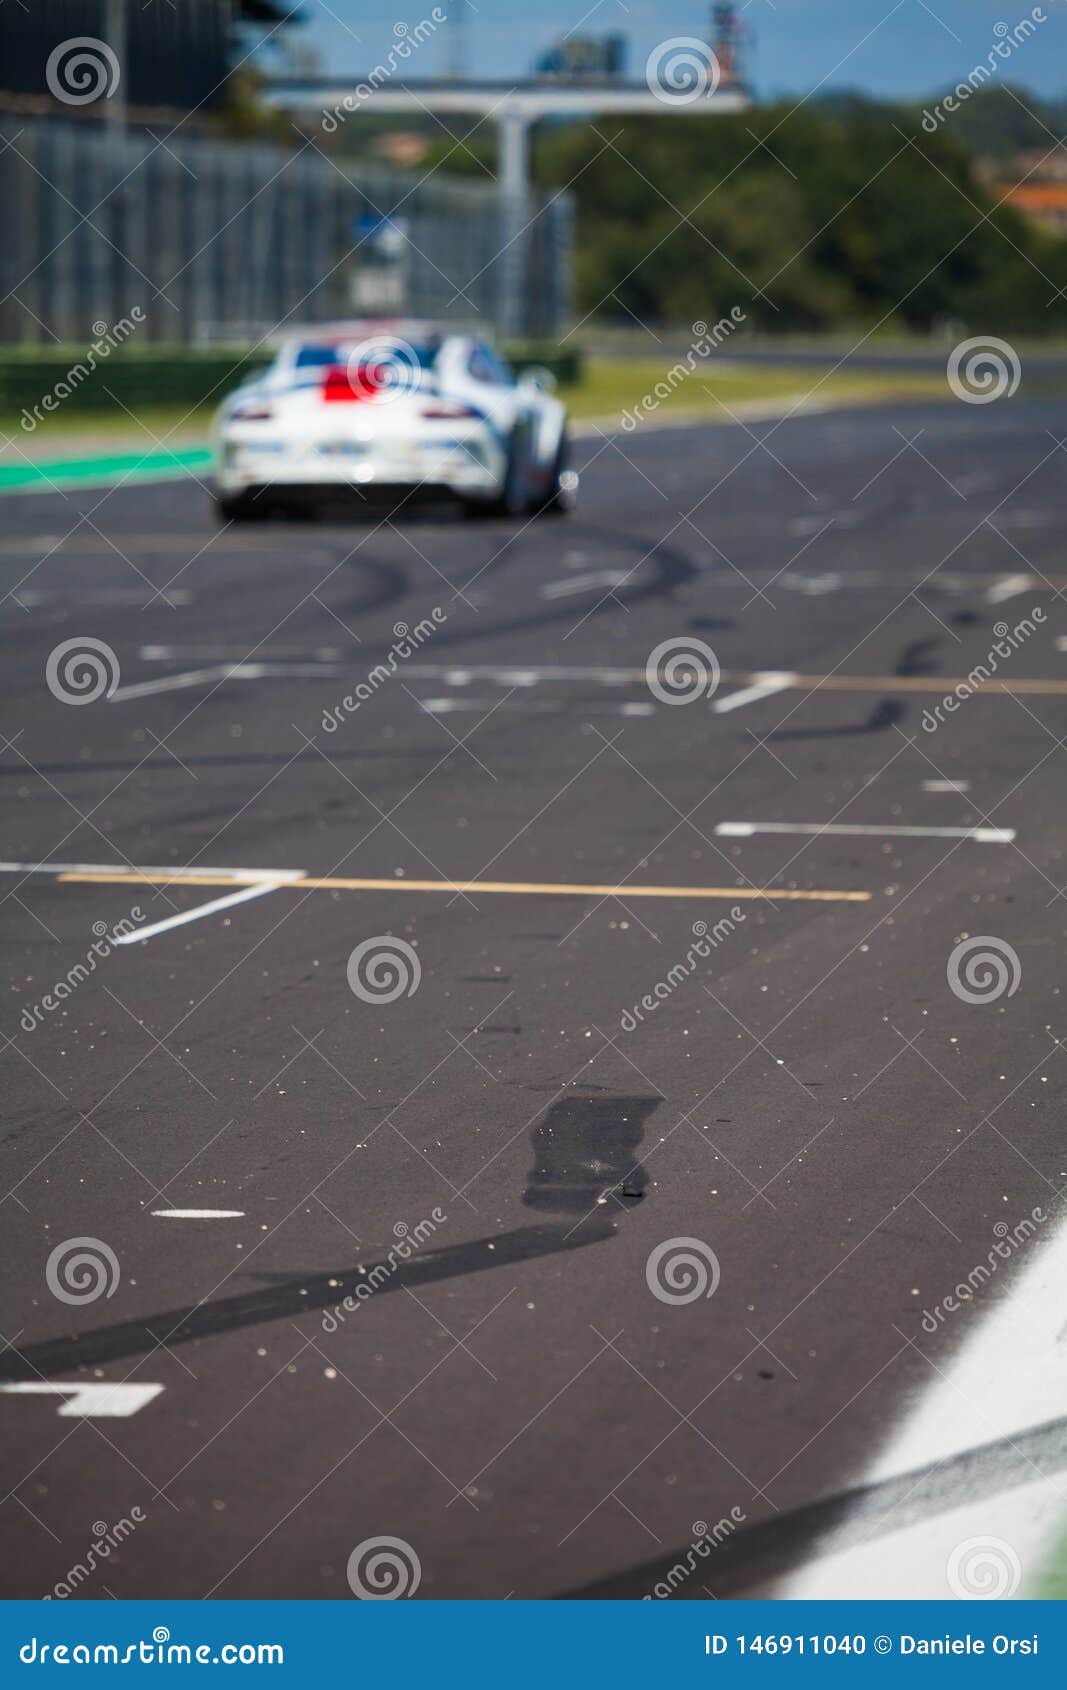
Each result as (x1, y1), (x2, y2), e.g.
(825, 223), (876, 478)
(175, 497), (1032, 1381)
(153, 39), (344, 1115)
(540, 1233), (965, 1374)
(421, 403), (480, 420)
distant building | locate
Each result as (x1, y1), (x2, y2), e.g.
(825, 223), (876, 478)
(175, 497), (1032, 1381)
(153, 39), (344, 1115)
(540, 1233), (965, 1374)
(984, 150), (1067, 235)
(994, 182), (1067, 235)
(0, 0), (296, 116)
(371, 132), (434, 169)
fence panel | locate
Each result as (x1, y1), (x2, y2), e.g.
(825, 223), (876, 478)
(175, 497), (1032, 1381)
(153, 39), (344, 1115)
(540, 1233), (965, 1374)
(0, 117), (572, 346)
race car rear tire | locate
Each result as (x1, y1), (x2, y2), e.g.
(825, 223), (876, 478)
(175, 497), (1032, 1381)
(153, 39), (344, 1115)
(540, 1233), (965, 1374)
(537, 433), (577, 517)
(462, 431), (527, 518)
(214, 492), (265, 524)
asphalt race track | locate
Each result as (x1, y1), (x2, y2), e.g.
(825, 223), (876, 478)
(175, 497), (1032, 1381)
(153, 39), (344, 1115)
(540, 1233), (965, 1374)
(2, 396), (1066, 1600)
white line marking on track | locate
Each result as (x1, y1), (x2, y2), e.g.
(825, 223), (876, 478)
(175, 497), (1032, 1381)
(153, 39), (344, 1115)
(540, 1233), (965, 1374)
(112, 880), (299, 945)
(151, 1209), (245, 1219)
(985, 573), (1037, 606)
(540, 570), (632, 599)
(110, 663), (338, 701)
(716, 822), (1014, 843)
(0, 861), (303, 883)
(921, 779), (971, 793)
(778, 573), (844, 596)
(18, 589), (194, 607)
(713, 673), (796, 714)
(780, 1213), (1067, 1599)
(110, 664), (243, 701)
(140, 644), (340, 662)
(0, 1382), (163, 1418)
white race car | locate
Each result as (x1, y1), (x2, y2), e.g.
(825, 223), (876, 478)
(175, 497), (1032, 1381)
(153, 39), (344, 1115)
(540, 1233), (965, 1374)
(213, 321), (577, 522)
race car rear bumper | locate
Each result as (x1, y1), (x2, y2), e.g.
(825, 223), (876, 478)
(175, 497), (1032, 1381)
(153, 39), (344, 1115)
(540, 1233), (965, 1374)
(215, 438), (501, 498)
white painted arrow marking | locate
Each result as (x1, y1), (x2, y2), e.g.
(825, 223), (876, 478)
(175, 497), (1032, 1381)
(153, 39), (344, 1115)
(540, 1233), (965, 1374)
(0, 1382), (163, 1417)
(713, 673), (796, 714)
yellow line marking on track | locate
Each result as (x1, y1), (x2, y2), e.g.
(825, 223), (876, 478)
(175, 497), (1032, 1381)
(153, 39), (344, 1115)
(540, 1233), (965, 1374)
(57, 872), (871, 904)
(786, 674), (1067, 696)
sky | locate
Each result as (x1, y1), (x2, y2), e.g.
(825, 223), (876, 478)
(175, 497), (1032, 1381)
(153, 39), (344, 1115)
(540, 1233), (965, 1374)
(285, 0), (1067, 103)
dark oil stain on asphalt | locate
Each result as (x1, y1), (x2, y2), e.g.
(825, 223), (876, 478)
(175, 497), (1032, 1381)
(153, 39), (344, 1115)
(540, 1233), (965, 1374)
(522, 1094), (663, 1216)
(895, 636), (941, 676)
(768, 697), (905, 740)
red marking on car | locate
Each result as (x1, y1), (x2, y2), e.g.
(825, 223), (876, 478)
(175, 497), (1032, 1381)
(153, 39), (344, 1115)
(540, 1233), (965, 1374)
(321, 363), (392, 403)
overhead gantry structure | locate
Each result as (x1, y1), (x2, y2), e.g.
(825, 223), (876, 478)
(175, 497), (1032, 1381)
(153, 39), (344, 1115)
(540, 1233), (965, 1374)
(265, 76), (750, 336)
